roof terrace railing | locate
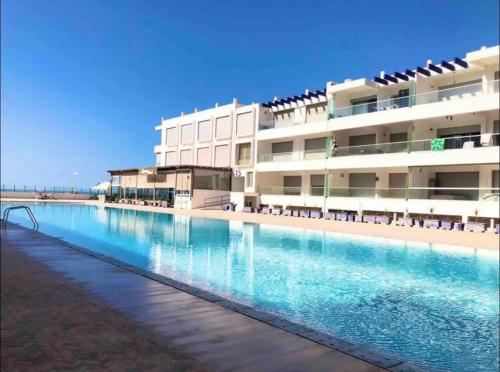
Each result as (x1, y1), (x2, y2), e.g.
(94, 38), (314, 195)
(329, 80), (498, 119)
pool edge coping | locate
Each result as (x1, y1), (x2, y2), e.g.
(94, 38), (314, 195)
(2, 222), (431, 371)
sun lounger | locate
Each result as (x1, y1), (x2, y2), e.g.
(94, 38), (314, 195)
(299, 210), (310, 218)
(423, 219), (440, 228)
(354, 215), (363, 223)
(399, 217), (414, 227)
(496, 224), (499, 234)
(453, 222), (464, 231)
(243, 207), (254, 213)
(335, 213), (347, 221)
(310, 211), (322, 219)
(292, 210), (300, 217)
(464, 222), (485, 232)
(261, 207), (271, 214)
(363, 215), (376, 224)
(271, 208), (282, 216)
(440, 221), (453, 230)
(376, 215), (391, 225)
(347, 214), (355, 222)
(324, 212), (335, 220)
(283, 209), (292, 217)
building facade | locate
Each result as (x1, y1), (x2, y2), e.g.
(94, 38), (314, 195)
(148, 45), (500, 222)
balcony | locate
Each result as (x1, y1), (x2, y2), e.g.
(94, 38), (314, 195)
(258, 119), (302, 131)
(332, 133), (499, 157)
(257, 133), (499, 166)
(259, 186), (499, 201)
(328, 80), (499, 120)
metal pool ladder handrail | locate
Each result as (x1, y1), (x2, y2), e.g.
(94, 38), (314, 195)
(2, 206), (39, 231)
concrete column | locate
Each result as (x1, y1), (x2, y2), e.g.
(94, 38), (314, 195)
(482, 72), (488, 94)
(302, 173), (311, 196)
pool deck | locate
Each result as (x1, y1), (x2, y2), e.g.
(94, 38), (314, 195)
(1, 223), (401, 372)
(5, 198), (496, 251)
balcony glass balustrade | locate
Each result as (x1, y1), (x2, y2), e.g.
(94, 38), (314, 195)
(328, 80), (498, 119)
(259, 186), (500, 201)
(257, 133), (499, 162)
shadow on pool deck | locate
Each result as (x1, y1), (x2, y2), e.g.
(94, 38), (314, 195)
(1, 223), (389, 372)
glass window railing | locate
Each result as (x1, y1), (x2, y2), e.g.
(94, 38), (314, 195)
(259, 120), (276, 130)
(407, 188), (500, 201)
(257, 133), (499, 162)
(329, 80), (498, 119)
(258, 186), (302, 195)
(257, 186), (499, 200)
(257, 152), (296, 163)
(327, 187), (407, 198)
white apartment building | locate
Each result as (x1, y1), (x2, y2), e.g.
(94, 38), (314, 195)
(153, 45), (499, 222)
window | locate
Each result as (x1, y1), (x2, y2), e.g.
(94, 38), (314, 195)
(435, 172), (479, 200)
(166, 128), (177, 146)
(237, 143), (251, 165)
(272, 141), (293, 154)
(284, 176), (301, 195)
(349, 173), (376, 197)
(214, 144), (230, 167)
(246, 172), (253, 188)
(196, 147), (210, 166)
(310, 175), (324, 196)
(165, 151), (177, 165)
(180, 149), (192, 165)
(193, 169), (231, 191)
(198, 120), (211, 141)
(236, 112), (253, 136)
(111, 175), (121, 185)
(349, 134), (376, 146)
(492, 170), (499, 189)
(215, 116), (232, 139)
(389, 133), (408, 152)
(388, 173), (407, 198)
(351, 96), (377, 115)
(305, 137), (326, 151)
(348, 134), (376, 154)
(181, 124), (194, 144)
(437, 125), (481, 149)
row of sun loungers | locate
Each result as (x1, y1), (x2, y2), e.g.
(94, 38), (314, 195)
(117, 199), (173, 207)
(238, 206), (498, 233)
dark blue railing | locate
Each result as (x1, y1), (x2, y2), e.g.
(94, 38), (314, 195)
(1, 185), (103, 195)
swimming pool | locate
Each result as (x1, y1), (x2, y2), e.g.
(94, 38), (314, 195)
(2, 202), (498, 371)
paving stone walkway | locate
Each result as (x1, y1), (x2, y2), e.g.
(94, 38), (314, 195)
(1, 240), (206, 371)
(1, 224), (386, 371)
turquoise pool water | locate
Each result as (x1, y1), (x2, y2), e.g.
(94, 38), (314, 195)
(2, 202), (499, 371)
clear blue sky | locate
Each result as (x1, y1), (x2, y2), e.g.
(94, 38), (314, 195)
(2, 0), (498, 188)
